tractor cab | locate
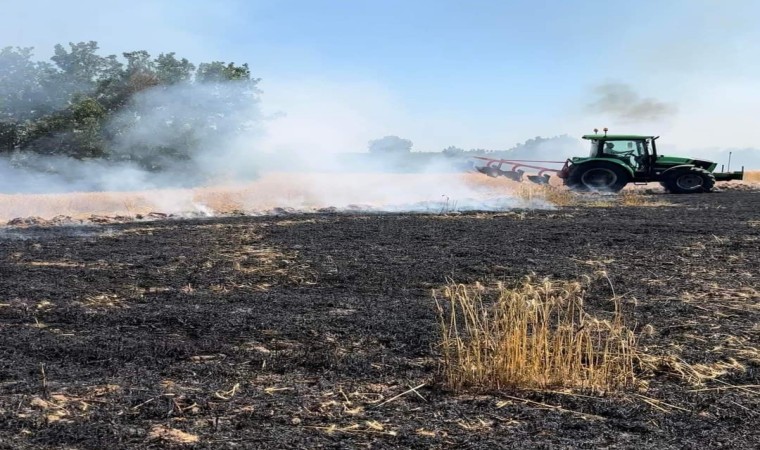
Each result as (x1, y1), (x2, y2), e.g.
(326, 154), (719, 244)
(582, 133), (658, 174)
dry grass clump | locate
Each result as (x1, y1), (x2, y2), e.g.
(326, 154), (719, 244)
(514, 185), (577, 207)
(435, 278), (638, 393)
(744, 170), (760, 183)
(618, 190), (652, 206)
(512, 185), (667, 208)
(0, 172), (548, 222)
(639, 354), (746, 386)
(148, 425), (199, 444)
(587, 190), (671, 208)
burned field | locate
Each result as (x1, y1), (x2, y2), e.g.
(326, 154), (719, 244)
(1, 192), (759, 448)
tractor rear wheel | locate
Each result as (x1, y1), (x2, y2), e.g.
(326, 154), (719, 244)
(661, 167), (715, 194)
(565, 162), (630, 192)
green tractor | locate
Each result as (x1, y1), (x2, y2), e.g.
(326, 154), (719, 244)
(557, 130), (744, 193)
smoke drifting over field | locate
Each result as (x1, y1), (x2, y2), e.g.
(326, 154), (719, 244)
(1, 55), (758, 220)
(0, 173), (553, 223)
(0, 78), (265, 193)
(586, 82), (677, 123)
(0, 74), (548, 219)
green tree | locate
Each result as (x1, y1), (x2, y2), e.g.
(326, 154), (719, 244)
(51, 41), (107, 84)
(442, 145), (464, 156)
(1, 41), (261, 165)
(0, 47), (59, 151)
(196, 61), (252, 82)
(155, 53), (195, 85)
(122, 50), (160, 94)
(368, 136), (413, 154)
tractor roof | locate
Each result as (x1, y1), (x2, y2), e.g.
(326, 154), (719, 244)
(582, 134), (656, 140)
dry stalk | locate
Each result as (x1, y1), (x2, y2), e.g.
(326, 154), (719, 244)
(515, 185), (576, 207)
(435, 277), (638, 393)
(375, 383), (426, 407)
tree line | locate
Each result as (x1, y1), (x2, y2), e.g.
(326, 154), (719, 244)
(1, 42), (581, 171)
(0, 41), (257, 169)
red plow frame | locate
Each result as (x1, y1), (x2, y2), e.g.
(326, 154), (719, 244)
(472, 156), (569, 184)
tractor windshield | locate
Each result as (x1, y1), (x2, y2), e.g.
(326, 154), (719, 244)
(601, 140), (648, 169)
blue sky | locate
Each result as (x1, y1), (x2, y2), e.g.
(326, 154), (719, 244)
(3, 0), (760, 154)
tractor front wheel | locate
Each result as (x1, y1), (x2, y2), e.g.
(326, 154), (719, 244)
(661, 167), (715, 194)
(565, 162), (630, 192)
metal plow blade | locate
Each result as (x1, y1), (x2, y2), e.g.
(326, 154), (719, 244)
(526, 174), (551, 185)
(472, 157), (564, 185)
(476, 167), (525, 181)
(476, 166), (499, 178)
(497, 169), (524, 182)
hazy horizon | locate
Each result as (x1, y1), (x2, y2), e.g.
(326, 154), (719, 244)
(2, 0), (759, 157)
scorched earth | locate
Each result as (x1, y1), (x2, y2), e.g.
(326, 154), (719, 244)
(0, 191), (759, 449)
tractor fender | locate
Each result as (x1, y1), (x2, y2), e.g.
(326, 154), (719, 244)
(660, 164), (696, 176)
(568, 158), (635, 178)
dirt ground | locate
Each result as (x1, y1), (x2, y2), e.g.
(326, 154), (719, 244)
(1, 191), (759, 449)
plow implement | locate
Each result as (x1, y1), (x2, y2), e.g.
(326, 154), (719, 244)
(473, 130), (744, 193)
(472, 130), (744, 193)
(472, 156), (567, 185)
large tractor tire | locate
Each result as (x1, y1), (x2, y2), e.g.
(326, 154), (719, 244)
(565, 161), (630, 192)
(661, 167), (715, 194)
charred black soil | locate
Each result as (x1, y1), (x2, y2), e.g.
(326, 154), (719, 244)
(1, 192), (759, 449)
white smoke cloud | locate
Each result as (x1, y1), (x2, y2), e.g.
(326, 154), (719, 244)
(0, 72), (545, 218)
(0, 80), (265, 194)
(108, 81), (264, 183)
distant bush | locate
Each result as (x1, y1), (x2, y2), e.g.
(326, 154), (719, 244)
(441, 146), (465, 157)
(368, 135), (413, 154)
